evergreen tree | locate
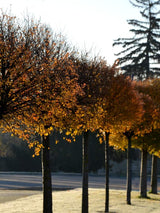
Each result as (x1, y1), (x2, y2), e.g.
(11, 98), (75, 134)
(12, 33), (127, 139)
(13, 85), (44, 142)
(113, 0), (160, 80)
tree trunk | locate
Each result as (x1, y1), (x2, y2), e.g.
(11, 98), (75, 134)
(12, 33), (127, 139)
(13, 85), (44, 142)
(126, 135), (132, 205)
(150, 155), (157, 194)
(105, 132), (110, 213)
(140, 149), (148, 198)
(41, 135), (52, 213)
(82, 131), (89, 213)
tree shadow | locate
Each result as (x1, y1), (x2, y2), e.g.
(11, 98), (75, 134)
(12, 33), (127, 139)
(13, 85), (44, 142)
(136, 193), (160, 202)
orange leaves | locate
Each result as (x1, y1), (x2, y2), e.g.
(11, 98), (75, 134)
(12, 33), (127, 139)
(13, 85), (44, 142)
(96, 69), (143, 134)
(135, 79), (160, 133)
(2, 11), (159, 158)
(28, 141), (44, 157)
(0, 18), (84, 154)
(65, 56), (144, 142)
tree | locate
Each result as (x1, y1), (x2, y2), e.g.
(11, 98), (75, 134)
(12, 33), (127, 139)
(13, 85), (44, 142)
(113, 0), (160, 80)
(65, 56), (122, 213)
(3, 16), (83, 213)
(134, 80), (158, 198)
(109, 81), (157, 202)
(98, 74), (143, 208)
(73, 55), (109, 213)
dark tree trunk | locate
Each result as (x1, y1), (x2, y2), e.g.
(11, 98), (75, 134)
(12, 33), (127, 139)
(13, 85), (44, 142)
(82, 131), (89, 213)
(126, 134), (132, 205)
(150, 155), (158, 194)
(41, 135), (52, 213)
(140, 149), (148, 198)
(105, 132), (110, 213)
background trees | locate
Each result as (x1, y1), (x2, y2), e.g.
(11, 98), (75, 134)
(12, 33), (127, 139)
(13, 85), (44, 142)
(113, 0), (160, 80)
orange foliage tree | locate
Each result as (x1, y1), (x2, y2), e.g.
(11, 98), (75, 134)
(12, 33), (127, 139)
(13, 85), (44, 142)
(95, 67), (143, 209)
(110, 79), (157, 200)
(62, 55), (118, 213)
(109, 93), (154, 201)
(1, 14), (83, 213)
(73, 55), (109, 213)
(18, 42), (81, 213)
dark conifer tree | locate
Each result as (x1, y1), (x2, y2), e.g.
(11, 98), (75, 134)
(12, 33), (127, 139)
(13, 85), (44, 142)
(113, 0), (160, 80)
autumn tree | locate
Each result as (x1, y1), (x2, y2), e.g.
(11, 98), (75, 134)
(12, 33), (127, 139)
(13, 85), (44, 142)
(61, 55), (117, 213)
(21, 45), (81, 213)
(96, 71), (143, 208)
(111, 79), (160, 199)
(113, 0), (160, 80)
(113, 88), (157, 200)
(1, 14), (83, 213)
(73, 55), (107, 213)
(135, 79), (160, 196)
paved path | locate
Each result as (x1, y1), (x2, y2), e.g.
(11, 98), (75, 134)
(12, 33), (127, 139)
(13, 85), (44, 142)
(0, 173), (159, 191)
(0, 173), (160, 204)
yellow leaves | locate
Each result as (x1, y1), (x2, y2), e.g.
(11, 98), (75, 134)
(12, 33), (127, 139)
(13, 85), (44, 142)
(32, 115), (39, 122)
(62, 136), (72, 143)
(66, 131), (71, 136)
(110, 133), (128, 150)
(28, 141), (43, 157)
(55, 140), (59, 144)
(49, 126), (53, 131)
(99, 137), (103, 144)
(66, 138), (72, 143)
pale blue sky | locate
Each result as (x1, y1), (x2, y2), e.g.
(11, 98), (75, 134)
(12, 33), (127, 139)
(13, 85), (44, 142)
(1, 0), (140, 65)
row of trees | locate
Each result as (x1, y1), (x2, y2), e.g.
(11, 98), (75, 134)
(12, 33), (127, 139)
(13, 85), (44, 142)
(1, 0), (160, 212)
(0, 10), (137, 212)
(112, 0), (160, 212)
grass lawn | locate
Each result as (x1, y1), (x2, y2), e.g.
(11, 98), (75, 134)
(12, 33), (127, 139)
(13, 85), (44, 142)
(0, 188), (160, 212)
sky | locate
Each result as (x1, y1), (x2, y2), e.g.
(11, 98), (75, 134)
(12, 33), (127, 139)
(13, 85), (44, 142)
(0, 0), (141, 65)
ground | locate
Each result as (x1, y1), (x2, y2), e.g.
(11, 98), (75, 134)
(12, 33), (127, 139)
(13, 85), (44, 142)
(0, 188), (159, 212)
